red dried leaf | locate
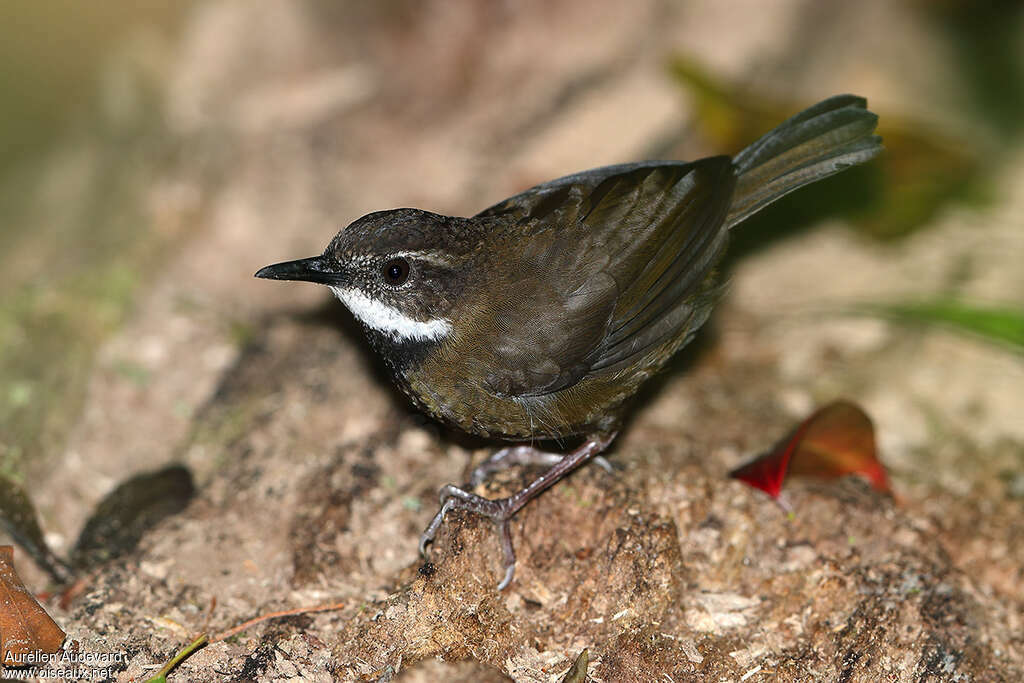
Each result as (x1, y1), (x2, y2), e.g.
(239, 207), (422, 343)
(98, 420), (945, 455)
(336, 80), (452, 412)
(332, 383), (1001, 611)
(730, 400), (891, 499)
(0, 546), (66, 669)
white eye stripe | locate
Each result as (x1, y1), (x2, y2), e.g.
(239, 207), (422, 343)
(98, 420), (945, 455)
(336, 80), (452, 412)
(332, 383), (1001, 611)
(342, 251), (451, 269)
(329, 286), (452, 342)
(390, 250), (452, 267)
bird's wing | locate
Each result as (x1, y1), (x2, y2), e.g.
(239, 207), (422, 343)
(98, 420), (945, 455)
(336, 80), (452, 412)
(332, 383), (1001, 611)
(470, 157), (736, 398)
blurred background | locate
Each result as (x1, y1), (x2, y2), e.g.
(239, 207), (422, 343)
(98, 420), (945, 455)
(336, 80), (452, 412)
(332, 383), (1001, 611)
(1, 0), (1022, 523)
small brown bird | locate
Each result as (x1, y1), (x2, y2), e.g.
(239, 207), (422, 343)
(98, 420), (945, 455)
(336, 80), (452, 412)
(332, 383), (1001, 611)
(257, 94), (882, 588)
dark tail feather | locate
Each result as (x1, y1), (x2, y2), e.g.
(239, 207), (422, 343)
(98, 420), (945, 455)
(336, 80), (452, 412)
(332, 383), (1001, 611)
(726, 94), (882, 228)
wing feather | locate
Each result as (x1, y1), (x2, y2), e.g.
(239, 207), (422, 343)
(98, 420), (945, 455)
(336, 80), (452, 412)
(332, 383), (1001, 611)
(472, 157), (735, 397)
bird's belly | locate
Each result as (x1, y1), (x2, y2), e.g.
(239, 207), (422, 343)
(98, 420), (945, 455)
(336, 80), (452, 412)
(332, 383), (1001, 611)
(400, 364), (635, 441)
(402, 369), (551, 439)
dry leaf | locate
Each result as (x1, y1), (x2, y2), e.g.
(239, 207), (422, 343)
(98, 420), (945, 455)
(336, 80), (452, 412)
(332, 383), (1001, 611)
(730, 400), (891, 500)
(0, 545), (66, 669)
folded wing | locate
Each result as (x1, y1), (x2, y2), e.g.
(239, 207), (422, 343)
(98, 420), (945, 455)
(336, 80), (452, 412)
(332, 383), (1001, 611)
(473, 157), (736, 397)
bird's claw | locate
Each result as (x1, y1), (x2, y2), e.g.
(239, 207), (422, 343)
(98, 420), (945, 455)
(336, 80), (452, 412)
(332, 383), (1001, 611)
(420, 434), (616, 590)
(419, 484), (519, 589)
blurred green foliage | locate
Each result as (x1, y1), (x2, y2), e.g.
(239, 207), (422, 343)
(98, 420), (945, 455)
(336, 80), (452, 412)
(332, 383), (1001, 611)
(0, 260), (138, 474)
(0, 1), (189, 171)
(669, 2), (1024, 358)
(668, 57), (984, 248)
(927, 0), (1024, 141)
(670, 1), (1024, 257)
(860, 301), (1024, 353)
(0, 4), (198, 476)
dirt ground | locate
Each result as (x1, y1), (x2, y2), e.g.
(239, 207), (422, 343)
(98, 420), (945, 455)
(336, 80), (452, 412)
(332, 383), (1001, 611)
(3, 1), (1022, 681)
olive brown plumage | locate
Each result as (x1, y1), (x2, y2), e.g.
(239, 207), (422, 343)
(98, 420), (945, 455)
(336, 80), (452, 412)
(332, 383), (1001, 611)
(256, 94), (882, 588)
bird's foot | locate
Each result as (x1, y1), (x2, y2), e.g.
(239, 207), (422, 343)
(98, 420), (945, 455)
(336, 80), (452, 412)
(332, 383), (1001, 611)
(419, 485), (519, 589)
(469, 444), (614, 487)
(419, 433), (616, 589)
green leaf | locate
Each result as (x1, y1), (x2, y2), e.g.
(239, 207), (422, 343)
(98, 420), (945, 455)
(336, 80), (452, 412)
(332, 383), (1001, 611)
(144, 634), (208, 683)
(559, 649), (589, 683)
(862, 301), (1024, 352)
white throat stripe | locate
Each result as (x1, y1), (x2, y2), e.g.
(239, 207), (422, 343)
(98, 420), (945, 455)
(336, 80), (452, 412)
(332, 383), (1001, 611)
(329, 286), (452, 342)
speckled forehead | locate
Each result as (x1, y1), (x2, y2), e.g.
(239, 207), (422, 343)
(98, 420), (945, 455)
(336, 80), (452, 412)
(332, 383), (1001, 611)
(332, 250), (452, 271)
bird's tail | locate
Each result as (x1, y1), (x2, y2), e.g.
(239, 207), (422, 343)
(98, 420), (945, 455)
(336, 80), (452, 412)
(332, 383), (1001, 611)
(726, 94), (882, 229)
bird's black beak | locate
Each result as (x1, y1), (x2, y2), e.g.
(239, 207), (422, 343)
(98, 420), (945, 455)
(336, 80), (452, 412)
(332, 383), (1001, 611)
(254, 255), (347, 286)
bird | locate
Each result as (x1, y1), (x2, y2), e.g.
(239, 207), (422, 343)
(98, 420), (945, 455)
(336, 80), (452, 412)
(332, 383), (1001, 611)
(256, 94), (882, 589)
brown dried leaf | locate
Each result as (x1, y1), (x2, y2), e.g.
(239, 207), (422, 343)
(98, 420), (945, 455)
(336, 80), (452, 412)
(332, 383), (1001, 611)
(0, 545), (66, 669)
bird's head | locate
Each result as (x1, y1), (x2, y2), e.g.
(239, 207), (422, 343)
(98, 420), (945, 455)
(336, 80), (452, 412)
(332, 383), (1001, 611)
(256, 209), (479, 344)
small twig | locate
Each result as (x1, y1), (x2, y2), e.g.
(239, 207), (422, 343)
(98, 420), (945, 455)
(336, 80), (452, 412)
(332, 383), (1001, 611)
(58, 574), (93, 610)
(208, 602), (347, 643)
(198, 596), (217, 637)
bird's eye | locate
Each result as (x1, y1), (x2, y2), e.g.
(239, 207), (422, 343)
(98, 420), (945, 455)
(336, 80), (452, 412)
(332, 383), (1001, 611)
(381, 257), (410, 286)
